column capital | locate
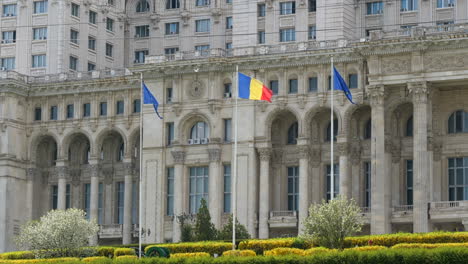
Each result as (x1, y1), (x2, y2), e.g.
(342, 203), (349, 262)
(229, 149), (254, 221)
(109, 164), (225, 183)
(297, 145), (310, 160)
(84, 164), (100, 178)
(366, 84), (385, 106)
(408, 81), (430, 104)
(53, 166), (69, 179)
(123, 162), (134, 176)
(349, 143), (361, 165)
(171, 150), (186, 164)
(257, 148), (272, 161)
(26, 168), (38, 181)
(336, 142), (348, 156)
(310, 147), (321, 167)
(207, 148), (221, 162)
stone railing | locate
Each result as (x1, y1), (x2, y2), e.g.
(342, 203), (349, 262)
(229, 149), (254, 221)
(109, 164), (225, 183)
(99, 224), (123, 238)
(268, 211), (298, 228)
(0, 69), (132, 84)
(369, 23), (468, 40)
(270, 211), (297, 218)
(430, 201), (468, 209)
(393, 205), (414, 212)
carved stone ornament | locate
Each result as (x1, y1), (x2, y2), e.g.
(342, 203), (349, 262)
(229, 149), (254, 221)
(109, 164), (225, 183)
(54, 166), (69, 179)
(150, 14), (161, 29)
(208, 149), (221, 162)
(336, 143), (348, 156)
(180, 11), (191, 26)
(71, 170), (81, 187)
(211, 8), (222, 23)
(408, 82), (430, 104)
(188, 80), (204, 99)
(382, 56), (411, 74)
(430, 138), (443, 161)
(367, 85), (385, 106)
(310, 148), (321, 167)
(258, 148), (272, 161)
(103, 168), (114, 185)
(298, 145), (310, 159)
(349, 143), (361, 165)
(123, 163), (133, 176)
(171, 151), (186, 164)
(272, 148), (283, 161)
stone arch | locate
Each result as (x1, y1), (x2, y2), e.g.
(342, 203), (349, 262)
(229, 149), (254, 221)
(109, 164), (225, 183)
(178, 112), (212, 144)
(387, 99), (413, 138)
(30, 132), (61, 164)
(94, 127), (128, 162)
(61, 129), (93, 160)
(264, 107), (302, 141)
(63, 132), (92, 167)
(304, 105), (342, 140)
(127, 127), (140, 165)
(31, 134), (59, 168)
(343, 104), (371, 140)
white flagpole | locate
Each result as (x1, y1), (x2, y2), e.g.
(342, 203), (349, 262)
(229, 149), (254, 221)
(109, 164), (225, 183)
(330, 57), (334, 201)
(232, 65), (239, 250)
(139, 73), (143, 258)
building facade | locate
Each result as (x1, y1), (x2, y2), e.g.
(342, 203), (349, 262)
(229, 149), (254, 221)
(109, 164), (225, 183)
(2, 0), (468, 253)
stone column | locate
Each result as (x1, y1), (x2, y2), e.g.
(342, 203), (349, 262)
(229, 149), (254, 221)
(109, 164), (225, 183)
(409, 82), (431, 233)
(368, 84), (391, 234)
(26, 168), (37, 219)
(298, 144), (309, 235)
(337, 141), (350, 199)
(56, 166), (68, 210)
(123, 163), (134, 245)
(208, 148), (222, 229)
(88, 163), (100, 245)
(258, 148), (272, 239)
(171, 150), (185, 242)
(349, 143), (361, 203)
(310, 147), (322, 204)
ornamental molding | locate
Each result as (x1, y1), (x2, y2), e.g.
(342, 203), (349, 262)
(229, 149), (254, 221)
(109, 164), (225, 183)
(310, 147), (321, 167)
(297, 145), (310, 159)
(123, 162), (133, 176)
(408, 81), (430, 104)
(336, 142), (348, 156)
(187, 80), (204, 99)
(349, 143), (361, 165)
(207, 149), (221, 162)
(171, 150), (186, 164)
(54, 166), (69, 179)
(367, 84), (385, 106)
(257, 148), (272, 161)
(381, 56), (411, 74)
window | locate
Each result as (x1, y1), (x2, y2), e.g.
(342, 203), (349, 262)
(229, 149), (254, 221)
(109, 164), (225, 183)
(118, 143), (124, 161)
(165, 22), (179, 35)
(165, 47), (179, 55)
(51, 185), (58, 209)
(135, 50), (148, 63)
(404, 115), (414, 137)
(65, 184), (71, 209)
(83, 103), (91, 117)
(34, 1), (48, 14)
(88, 36), (96, 50)
(226, 0), (232, 3)
(325, 119), (338, 142)
(308, 25), (317, 40)
(135, 25), (150, 38)
(226, 42), (232, 50)
(87, 63), (96, 71)
(108, 0), (114, 5)
(116, 100), (124, 115)
(34, 107), (42, 121)
(116, 182), (124, 224)
(69, 56), (78, 71)
(287, 122), (298, 144)
(1, 57), (15, 70)
(166, 0), (180, 9)
(32, 55), (46, 68)
(258, 31), (266, 44)
(367, 2), (383, 14)
(280, 1), (296, 15)
(167, 122), (174, 145)
(33, 27), (47, 40)
(270, 80), (279, 95)
(448, 110), (468, 134)
(448, 157), (468, 201)
(70, 29), (79, 44)
(167, 168), (175, 215)
(289, 78), (298, 94)
(190, 121), (209, 141)
(106, 18), (114, 31)
(308, 77), (318, 92)
(84, 183), (90, 220)
(224, 119), (232, 142)
(437, 0), (455, 8)
(189, 167), (209, 214)
(308, 0), (316, 12)
(98, 183), (103, 224)
(224, 83), (232, 97)
(195, 45), (210, 55)
(71, 3), (79, 17)
(195, 19), (210, 32)
(166, 87), (173, 103)
(437, 21), (454, 31)
(196, 0), (210, 6)
(105, 43), (113, 57)
(66, 104), (74, 119)
(406, 160), (413, 205)
(136, 0), (150, 12)
(364, 162), (371, 207)
(364, 118), (372, 139)
(89, 10), (97, 24)
(226, 16), (233, 29)
(50, 105), (58, 120)
(258, 4), (266, 17)
(349, 74), (358, 89)
(3, 4), (16, 17)
(401, 0), (418, 11)
(288, 166), (299, 211)
(280, 28), (295, 42)
(2, 31), (16, 43)
(326, 164), (340, 201)
(224, 164), (231, 213)
(133, 99), (141, 113)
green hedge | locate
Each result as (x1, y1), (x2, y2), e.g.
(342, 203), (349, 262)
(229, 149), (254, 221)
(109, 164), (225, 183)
(145, 242), (232, 256)
(345, 232), (468, 247)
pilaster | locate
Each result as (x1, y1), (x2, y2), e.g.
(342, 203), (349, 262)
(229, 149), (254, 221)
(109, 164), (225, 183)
(171, 150), (186, 242)
(336, 140), (350, 199)
(207, 147), (222, 229)
(123, 162), (134, 245)
(297, 142), (310, 236)
(257, 147), (272, 239)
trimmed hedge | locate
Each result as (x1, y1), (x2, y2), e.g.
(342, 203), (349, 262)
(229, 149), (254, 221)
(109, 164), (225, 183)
(392, 242), (468, 249)
(303, 247), (336, 256)
(113, 249), (135, 258)
(0, 252), (34, 260)
(345, 232), (468, 247)
(169, 252), (211, 258)
(145, 242), (231, 256)
(238, 238), (312, 254)
(343, 246), (387, 252)
(0, 257), (80, 264)
(222, 250), (256, 257)
(82, 257), (111, 263)
(97, 248), (115, 258)
(264, 248), (305, 256)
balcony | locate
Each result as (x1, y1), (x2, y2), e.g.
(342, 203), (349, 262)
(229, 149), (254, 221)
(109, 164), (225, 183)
(430, 201), (468, 222)
(392, 205), (413, 223)
(99, 224), (122, 239)
(268, 211), (297, 228)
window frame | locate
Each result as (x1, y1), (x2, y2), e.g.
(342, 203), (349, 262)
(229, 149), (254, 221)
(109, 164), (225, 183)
(280, 1), (296, 15)
(195, 19), (211, 33)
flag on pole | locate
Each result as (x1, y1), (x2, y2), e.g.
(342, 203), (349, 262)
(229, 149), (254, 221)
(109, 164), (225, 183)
(142, 82), (163, 119)
(238, 72), (273, 102)
(333, 67), (355, 104)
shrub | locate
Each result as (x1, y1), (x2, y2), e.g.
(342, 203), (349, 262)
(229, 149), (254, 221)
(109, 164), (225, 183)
(170, 252), (211, 258)
(303, 247), (335, 256)
(114, 255), (138, 260)
(345, 232), (468, 247)
(113, 248), (135, 258)
(145, 242), (231, 256)
(0, 251), (35, 260)
(344, 246), (387, 252)
(238, 238), (298, 255)
(264, 247), (305, 256)
(194, 199), (218, 241)
(222, 250), (256, 257)
(81, 256), (111, 263)
(97, 247), (115, 258)
(217, 215), (250, 241)
(392, 242), (468, 249)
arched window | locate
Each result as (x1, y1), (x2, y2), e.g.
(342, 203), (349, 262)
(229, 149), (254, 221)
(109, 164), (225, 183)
(166, 0), (180, 9)
(190, 121), (210, 143)
(117, 143), (124, 161)
(325, 119), (338, 142)
(136, 0), (150, 12)
(406, 116), (413, 137)
(287, 122), (298, 144)
(448, 110), (468, 134)
(84, 145), (90, 164)
(364, 118), (371, 139)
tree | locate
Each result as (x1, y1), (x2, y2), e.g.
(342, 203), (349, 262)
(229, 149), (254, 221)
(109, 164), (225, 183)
(218, 215), (250, 240)
(301, 196), (363, 249)
(194, 198), (218, 241)
(177, 213), (194, 242)
(15, 208), (99, 258)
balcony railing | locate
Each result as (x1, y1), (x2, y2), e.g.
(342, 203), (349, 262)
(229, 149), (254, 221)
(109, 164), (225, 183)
(430, 201), (468, 209)
(99, 224), (123, 238)
(270, 211), (297, 218)
(393, 205), (414, 212)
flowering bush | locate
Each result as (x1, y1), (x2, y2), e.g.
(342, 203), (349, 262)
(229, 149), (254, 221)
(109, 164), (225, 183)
(392, 242), (468, 249)
(222, 250), (256, 257)
(344, 232), (468, 247)
(303, 247), (335, 256)
(0, 251), (34, 260)
(81, 256), (110, 263)
(238, 238), (312, 254)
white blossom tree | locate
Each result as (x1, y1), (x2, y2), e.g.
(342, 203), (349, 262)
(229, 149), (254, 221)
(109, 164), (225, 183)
(16, 208), (99, 258)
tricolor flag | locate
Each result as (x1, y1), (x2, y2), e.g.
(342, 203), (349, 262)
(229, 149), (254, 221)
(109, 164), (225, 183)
(238, 72), (273, 103)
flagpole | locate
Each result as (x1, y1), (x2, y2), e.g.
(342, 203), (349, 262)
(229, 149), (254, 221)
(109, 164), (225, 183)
(138, 72), (143, 258)
(232, 65), (239, 251)
(330, 56), (334, 201)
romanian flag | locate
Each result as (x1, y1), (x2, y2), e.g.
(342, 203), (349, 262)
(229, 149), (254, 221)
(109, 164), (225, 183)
(238, 72), (273, 102)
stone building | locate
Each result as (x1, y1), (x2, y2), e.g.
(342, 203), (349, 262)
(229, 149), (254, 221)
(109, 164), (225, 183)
(2, 0), (468, 253)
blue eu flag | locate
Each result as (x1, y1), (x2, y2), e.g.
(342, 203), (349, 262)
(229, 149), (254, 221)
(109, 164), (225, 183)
(333, 67), (355, 104)
(142, 82), (163, 119)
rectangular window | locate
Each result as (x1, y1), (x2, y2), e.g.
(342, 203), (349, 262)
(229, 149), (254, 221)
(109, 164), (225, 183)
(100, 102), (107, 116)
(224, 164), (231, 213)
(165, 47), (179, 55)
(448, 157), (468, 201)
(34, 1), (48, 14)
(258, 4), (266, 17)
(401, 0), (418, 11)
(51, 185), (58, 209)
(289, 79), (298, 94)
(32, 54), (46, 68)
(196, 0), (210, 6)
(3, 4), (16, 17)
(166, 0), (180, 9)
(71, 3), (79, 17)
(165, 22), (179, 35)
(87, 63), (96, 71)
(326, 164), (340, 201)
(106, 18), (114, 31)
(226, 0), (232, 3)
(65, 184), (71, 209)
(98, 183), (103, 224)
(280, 1), (296, 15)
(287, 166), (299, 211)
(406, 160), (413, 205)
(226, 42), (232, 50)
(189, 167), (209, 214)
(66, 104), (74, 119)
(226, 16), (233, 29)
(167, 122), (174, 145)
(88, 36), (96, 50)
(308, 77), (318, 92)
(83, 103), (91, 117)
(166, 87), (173, 103)
(116, 100), (124, 115)
(105, 43), (113, 57)
(270, 80), (279, 95)
(135, 25), (150, 38)
(2, 31), (16, 43)
(84, 183), (91, 220)
(258, 31), (266, 44)
(224, 119), (232, 142)
(133, 99), (141, 113)
(50, 105), (58, 120)
(70, 29), (79, 44)
(280, 28), (296, 42)
(364, 162), (371, 207)
(367, 2), (384, 14)
(167, 168), (175, 215)
(437, 0), (455, 8)
(69, 56), (78, 71)
(195, 45), (210, 56)
(1, 57), (15, 70)
(34, 107), (42, 121)
(33, 27), (47, 40)
(437, 21), (454, 31)
(89, 10), (97, 24)
(349, 74), (358, 89)
(116, 182), (124, 224)
(308, 25), (316, 40)
(195, 19), (210, 33)
(309, 0), (316, 12)
(134, 50), (148, 64)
